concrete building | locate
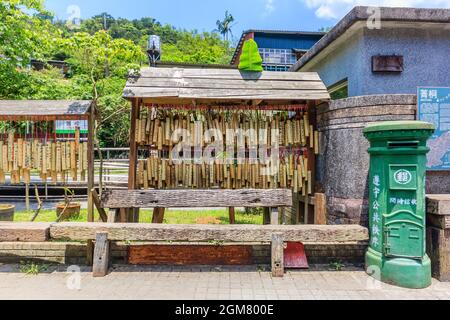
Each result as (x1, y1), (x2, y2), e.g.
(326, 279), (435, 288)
(290, 7), (450, 98)
(231, 30), (325, 71)
(289, 7), (450, 226)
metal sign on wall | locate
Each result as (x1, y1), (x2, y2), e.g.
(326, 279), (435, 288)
(417, 87), (450, 170)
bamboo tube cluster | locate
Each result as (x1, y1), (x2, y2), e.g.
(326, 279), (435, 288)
(135, 109), (320, 151)
(0, 132), (88, 184)
(137, 154), (312, 194)
(135, 109), (319, 194)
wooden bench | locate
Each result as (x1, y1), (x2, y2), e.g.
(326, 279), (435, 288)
(100, 189), (294, 225)
(49, 222), (369, 277)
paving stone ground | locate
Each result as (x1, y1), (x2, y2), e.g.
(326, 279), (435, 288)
(0, 264), (449, 300)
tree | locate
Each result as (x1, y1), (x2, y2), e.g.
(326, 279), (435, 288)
(216, 11), (235, 42)
(57, 31), (147, 146)
(0, 0), (59, 97)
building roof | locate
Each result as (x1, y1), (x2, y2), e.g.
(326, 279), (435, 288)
(0, 100), (93, 121)
(231, 29), (326, 65)
(290, 6), (450, 72)
(123, 67), (330, 105)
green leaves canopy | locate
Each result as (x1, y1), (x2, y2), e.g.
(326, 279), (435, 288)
(0, 1), (234, 146)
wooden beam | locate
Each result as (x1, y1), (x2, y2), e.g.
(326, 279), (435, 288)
(49, 222), (369, 243)
(101, 189), (293, 209)
(271, 233), (284, 277)
(0, 222), (50, 242)
(92, 232), (110, 277)
(91, 188), (108, 222)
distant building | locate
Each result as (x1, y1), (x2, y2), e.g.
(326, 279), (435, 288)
(30, 59), (70, 76)
(290, 7), (450, 99)
(231, 30), (325, 72)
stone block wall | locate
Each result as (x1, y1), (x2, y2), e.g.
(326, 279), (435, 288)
(0, 241), (367, 266)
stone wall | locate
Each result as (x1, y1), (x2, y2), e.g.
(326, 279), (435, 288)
(0, 241), (367, 266)
(317, 94), (450, 226)
(426, 195), (450, 282)
(316, 94), (416, 226)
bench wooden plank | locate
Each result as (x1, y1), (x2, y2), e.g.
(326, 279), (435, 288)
(101, 189), (293, 209)
(50, 222), (369, 243)
(0, 222), (51, 242)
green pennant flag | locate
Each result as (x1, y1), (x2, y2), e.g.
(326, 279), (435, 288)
(238, 39), (263, 72)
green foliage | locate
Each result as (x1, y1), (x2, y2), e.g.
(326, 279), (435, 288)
(0, 3), (233, 146)
(329, 260), (345, 271)
(161, 31), (232, 65)
(19, 261), (49, 275)
(238, 39), (263, 72)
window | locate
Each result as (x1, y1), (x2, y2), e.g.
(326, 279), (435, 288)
(258, 48), (297, 72)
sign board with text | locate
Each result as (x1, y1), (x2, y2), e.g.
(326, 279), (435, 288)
(417, 87), (450, 170)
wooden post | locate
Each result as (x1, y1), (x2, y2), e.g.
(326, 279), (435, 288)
(93, 232), (110, 277)
(25, 183), (30, 212)
(91, 188), (108, 222)
(304, 198), (309, 224)
(152, 208), (165, 224)
(314, 193), (327, 225)
(293, 192), (301, 224)
(87, 104), (95, 222)
(86, 104), (96, 265)
(119, 208), (128, 223)
(263, 208), (271, 225)
(107, 209), (119, 223)
(86, 240), (94, 266)
(270, 207), (279, 225)
(271, 232), (284, 277)
(128, 99), (140, 222)
(229, 207), (236, 224)
(307, 101), (317, 195)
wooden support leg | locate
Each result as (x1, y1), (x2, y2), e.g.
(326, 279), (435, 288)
(119, 208), (128, 223)
(263, 208), (271, 225)
(228, 207), (236, 224)
(152, 208), (165, 224)
(107, 209), (119, 223)
(270, 207), (279, 225)
(158, 208), (165, 223)
(86, 240), (94, 266)
(93, 232), (110, 277)
(314, 193), (327, 225)
(271, 232), (284, 277)
(133, 208), (140, 223)
(304, 198), (309, 224)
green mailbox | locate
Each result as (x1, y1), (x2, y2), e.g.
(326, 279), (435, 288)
(363, 121), (435, 289)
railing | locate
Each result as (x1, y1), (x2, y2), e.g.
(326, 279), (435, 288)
(96, 148), (130, 188)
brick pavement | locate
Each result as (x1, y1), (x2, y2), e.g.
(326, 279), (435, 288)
(0, 264), (449, 300)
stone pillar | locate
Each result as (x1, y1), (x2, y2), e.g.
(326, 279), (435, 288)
(316, 94), (416, 226)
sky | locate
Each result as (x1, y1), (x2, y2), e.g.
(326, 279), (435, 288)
(44, 0), (450, 40)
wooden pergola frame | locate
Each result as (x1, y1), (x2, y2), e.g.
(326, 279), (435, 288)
(122, 67), (330, 223)
(0, 100), (97, 220)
